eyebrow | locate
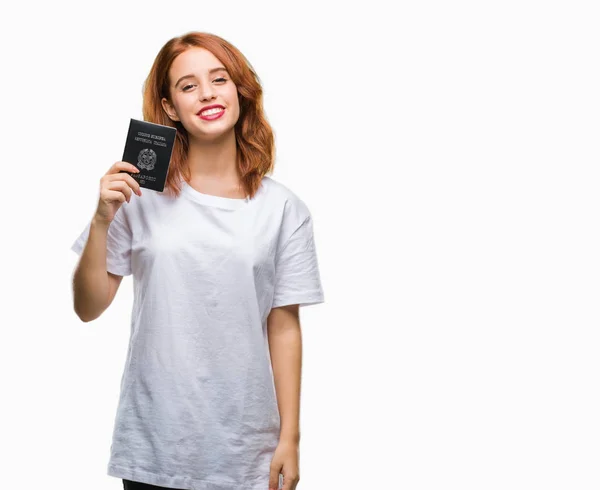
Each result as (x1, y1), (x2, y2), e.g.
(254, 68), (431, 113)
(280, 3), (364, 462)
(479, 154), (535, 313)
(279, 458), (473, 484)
(174, 67), (228, 87)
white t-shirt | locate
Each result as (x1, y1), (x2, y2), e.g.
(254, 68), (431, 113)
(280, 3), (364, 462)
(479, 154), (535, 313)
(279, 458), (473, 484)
(70, 175), (324, 490)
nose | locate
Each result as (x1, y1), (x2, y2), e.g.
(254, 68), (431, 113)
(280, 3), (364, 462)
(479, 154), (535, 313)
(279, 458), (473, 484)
(198, 83), (216, 102)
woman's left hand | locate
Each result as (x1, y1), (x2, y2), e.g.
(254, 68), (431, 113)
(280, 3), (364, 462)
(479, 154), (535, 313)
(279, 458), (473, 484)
(269, 439), (300, 490)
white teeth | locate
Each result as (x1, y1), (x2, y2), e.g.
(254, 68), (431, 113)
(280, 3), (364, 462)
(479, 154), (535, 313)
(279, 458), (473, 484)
(201, 107), (224, 116)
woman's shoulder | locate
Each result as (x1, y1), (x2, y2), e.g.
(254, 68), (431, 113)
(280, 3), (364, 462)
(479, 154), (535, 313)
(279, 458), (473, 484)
(261, 176), (308, 211)
(261, 176), (311, 226)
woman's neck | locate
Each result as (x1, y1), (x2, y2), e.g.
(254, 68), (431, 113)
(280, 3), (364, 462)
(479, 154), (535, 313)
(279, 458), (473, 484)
(186, 130), (238, 182)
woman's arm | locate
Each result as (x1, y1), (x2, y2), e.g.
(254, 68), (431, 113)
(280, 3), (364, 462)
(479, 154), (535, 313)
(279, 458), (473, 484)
(267, 304), (302, 444)
(72, 217), (119, 322)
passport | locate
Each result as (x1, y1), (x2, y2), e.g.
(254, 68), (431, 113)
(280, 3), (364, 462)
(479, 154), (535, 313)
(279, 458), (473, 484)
(119, 118), (177, 192)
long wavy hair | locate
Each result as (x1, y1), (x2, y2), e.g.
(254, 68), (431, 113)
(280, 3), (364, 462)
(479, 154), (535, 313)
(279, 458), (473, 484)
(141, 32), (275, 199)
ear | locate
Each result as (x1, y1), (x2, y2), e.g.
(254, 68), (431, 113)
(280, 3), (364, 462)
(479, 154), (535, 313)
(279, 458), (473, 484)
(161, 97), (179, 122)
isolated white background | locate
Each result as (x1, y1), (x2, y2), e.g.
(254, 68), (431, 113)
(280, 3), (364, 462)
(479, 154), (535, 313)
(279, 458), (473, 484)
(1, 1), (598, 489)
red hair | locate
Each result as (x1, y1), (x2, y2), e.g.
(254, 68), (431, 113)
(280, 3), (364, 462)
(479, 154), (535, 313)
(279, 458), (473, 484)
(141, 32), (275, 199)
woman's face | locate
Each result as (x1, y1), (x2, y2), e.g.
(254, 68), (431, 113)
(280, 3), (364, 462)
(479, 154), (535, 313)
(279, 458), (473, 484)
(161, 47), (240, 140)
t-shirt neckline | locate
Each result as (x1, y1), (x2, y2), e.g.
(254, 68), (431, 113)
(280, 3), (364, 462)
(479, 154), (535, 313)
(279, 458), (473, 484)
(180, 180), (251, 210)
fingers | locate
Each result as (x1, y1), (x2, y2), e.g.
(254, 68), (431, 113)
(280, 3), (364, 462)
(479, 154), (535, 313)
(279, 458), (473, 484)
(270, 468), (298, 490)
(106, 160), (140, 176)
(103, 189), (128, 204)
(95, 161), (143, 223)
(107, 173), (142, 197)
(281, 473), (299, 490)
(103, 162), (142, 197)
(268, 464), (280, 490)
(103, 179), (134, 203)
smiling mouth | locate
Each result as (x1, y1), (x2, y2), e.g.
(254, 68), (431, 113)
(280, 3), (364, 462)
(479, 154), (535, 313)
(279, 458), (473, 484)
(198, 108), (225, 121)
(198, 107), (224, 116)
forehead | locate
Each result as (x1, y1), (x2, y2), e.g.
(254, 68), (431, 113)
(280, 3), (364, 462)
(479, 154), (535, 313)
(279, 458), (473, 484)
(170, 47), (225, 75)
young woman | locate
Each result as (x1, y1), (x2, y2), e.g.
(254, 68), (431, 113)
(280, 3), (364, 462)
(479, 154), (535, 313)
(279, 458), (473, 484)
(71, 32), (325, 490)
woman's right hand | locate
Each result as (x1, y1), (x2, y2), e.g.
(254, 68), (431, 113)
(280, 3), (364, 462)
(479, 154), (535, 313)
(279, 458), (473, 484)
(93, 161), (143, 225)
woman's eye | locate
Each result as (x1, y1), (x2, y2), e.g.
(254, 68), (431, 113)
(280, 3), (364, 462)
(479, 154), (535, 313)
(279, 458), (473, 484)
(182, 78), (226, 92)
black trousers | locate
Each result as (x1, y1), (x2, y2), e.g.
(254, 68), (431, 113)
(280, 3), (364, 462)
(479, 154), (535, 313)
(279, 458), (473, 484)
(122, 479), (187, 490)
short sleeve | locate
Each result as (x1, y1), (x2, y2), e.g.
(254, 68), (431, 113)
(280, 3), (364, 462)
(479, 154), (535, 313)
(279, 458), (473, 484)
(272, 213), (325, 308)
(70, 206), (132, 277)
